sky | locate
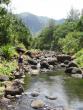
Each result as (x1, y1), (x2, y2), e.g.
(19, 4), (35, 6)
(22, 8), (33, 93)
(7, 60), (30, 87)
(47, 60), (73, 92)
(10, 0), (83, 20)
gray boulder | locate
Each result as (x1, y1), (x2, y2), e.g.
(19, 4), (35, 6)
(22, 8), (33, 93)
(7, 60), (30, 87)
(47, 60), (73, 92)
(0, 75), (9, 82)
(57, 55), (72, 63)
(40, 61), (50, 69)
(65, 67), (82, 75)
(31, 100), (44, 109)
(28, 59), (37, 65)
(67, 62), (78, 68)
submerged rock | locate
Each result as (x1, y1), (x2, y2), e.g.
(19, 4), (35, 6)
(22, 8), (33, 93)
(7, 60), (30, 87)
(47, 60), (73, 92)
(30, 69), (40, 76)
(45, 95), (57, 100)
(31, 100), (45, 109)
(31, 91), (39, 97)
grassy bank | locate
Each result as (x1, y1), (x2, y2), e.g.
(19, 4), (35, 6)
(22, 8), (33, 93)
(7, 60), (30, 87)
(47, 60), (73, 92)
(0, 60), (17, 76)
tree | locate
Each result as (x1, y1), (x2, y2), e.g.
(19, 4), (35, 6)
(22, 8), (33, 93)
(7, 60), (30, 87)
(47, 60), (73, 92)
(58, 32), (83, 54)
(76, 16), (83, 31)
(0, 0), (11, 5)
(47, 19), (55, 28)
(0, 6), (32, 48)
(35, 25), (55, 50)
(67, 8), (80, 22)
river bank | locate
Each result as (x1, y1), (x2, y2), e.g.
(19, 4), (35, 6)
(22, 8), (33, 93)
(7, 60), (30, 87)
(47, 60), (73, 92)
(0, 50), (83, 110)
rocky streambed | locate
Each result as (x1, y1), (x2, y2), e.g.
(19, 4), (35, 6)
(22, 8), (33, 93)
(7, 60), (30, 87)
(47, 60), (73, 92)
(0, 50), (83, 110)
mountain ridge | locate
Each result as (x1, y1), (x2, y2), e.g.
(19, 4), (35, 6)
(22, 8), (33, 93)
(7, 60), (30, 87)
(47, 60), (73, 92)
(16, 12), (65, 34)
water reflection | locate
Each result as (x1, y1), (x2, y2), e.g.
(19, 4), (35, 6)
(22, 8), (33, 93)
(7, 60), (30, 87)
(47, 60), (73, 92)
(23, 71), (83, 109)
(12, 71), (83, 110)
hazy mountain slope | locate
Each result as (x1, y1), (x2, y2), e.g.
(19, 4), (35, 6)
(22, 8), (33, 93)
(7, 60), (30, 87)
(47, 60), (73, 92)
(17, 12), (65, 33)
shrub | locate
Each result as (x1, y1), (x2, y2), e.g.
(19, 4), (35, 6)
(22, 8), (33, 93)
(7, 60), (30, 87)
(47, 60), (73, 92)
(0, 60), (17, 76)
(0, 44), (17, 60)
(75, 49), (83, 67)
(58, 32), (83, 54)
(15, 43), (27, 52)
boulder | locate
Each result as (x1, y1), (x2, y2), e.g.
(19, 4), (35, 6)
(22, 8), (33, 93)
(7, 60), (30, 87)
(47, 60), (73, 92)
(71, 74), (82, 78)
(6, 95), (15, 99)
(0, 97), (11, 105)
(30, 69), (40, 76)
(60, 63), (66, 67)
(13, 72), (23, 79)
(31, 91), (39, 97)
(28, 59), (37, 65)
(25, 51), (33, 58)
(47, 58), (57, 65)
(57, 55), (72, 63)
(40, 61), (50, 69)
(4, 80), (24, 97)
(67, 62), (78, 68)
(0, 75), (9, 82)
(24, 67), (29, 72)
(45, 95), (57, 100)
(65, 67), (82, 75)
(31, 100), (44, 109)
(72, 67), (82, 74)
(64, 60), (69, 65)
(31, 65), (37, 69)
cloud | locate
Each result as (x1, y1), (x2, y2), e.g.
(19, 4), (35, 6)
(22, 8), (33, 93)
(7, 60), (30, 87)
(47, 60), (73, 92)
(11, 0), (83, 19)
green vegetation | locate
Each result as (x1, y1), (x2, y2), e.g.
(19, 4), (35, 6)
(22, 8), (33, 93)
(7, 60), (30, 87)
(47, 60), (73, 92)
(75, 49), (83, 67)
(59, 32), (83, 54)
(0, 60), (17, 76)
(0, 0), (83, 76)
(0, 0), (32, 76)
(0, 44), (17, 60)
(32, 8), (83, 66)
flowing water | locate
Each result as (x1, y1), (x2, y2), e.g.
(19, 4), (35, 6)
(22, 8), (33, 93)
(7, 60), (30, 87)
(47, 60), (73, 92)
(2, 70), (83, 110)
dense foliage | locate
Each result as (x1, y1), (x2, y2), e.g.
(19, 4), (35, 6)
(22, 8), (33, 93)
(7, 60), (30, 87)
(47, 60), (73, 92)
(0, 7), (32, 47)
(0, 0), (32, 75)
(32, 8), (83, 66)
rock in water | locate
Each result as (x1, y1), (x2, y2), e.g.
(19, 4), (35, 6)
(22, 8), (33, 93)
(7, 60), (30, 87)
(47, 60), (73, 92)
(67, 62), (78, 68)
(30, 69), (40, 76)
(65, 67), (82, 75)
(31, 100), (44, 109)
(0, 97), (11, 105)
(28, 59), (37, 65)
(45, 95), (57, 100)
(31, 91), (39, 97)
(71, 74), (82, 78)
(57, 55), (72, 63)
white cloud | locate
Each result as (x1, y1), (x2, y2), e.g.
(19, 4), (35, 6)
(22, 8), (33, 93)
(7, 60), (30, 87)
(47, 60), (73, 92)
(10, 0), (83, 19)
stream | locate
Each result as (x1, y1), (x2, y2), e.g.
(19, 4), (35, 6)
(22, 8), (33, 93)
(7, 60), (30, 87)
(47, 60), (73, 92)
(2, 70), (83, 110)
